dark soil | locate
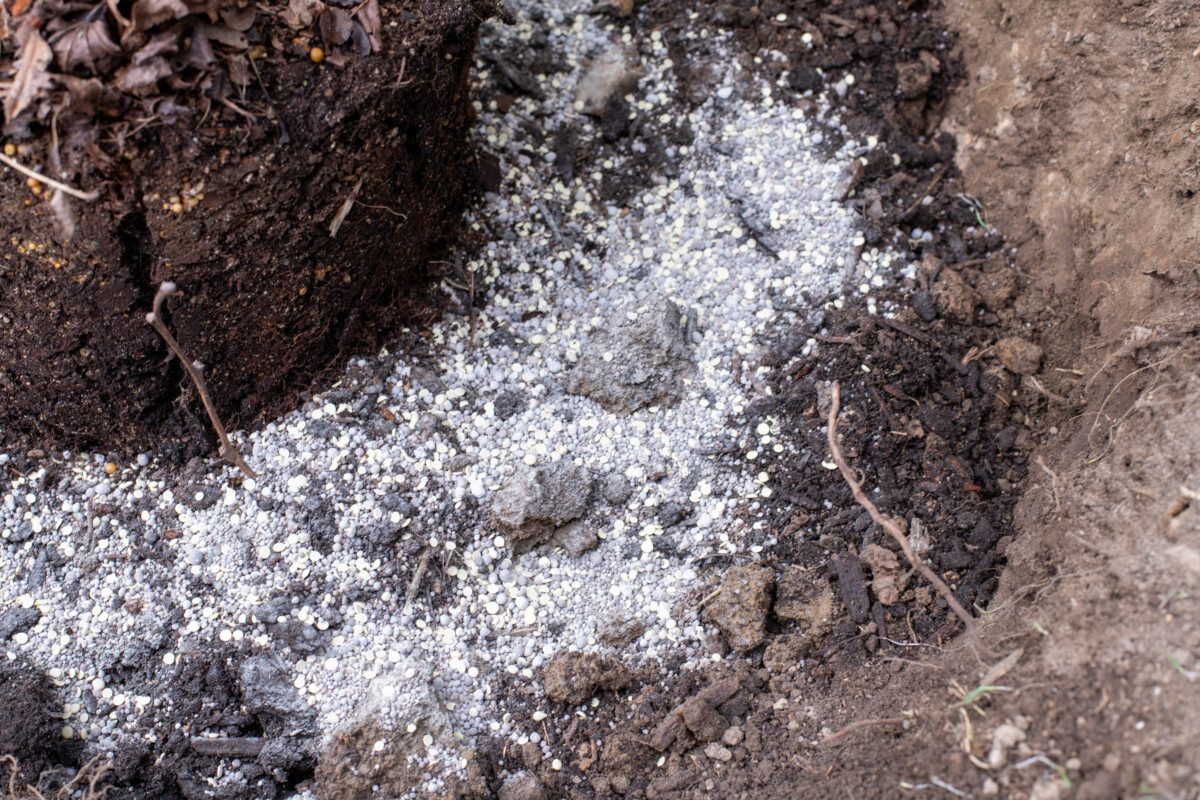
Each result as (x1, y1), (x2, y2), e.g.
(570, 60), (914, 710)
(0, 660), (61, 787)
(0, 0), (502, 465)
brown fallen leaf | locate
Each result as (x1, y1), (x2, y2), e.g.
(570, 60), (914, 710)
(49, 16), (122, 74)
(4, 28), (53, 123)
(319, 7), (353, 46)
(55, 74), (108, 116)
(860, 543), (901, 605)
(129, 0), (190, 33)
(198, 22), (248, 49)
(354, 0), (381, 52)
(280, 0), (325, 30)
(219, 3), (257, 31)
(115, 56), (173, 94)
(181, 26), (215, 70)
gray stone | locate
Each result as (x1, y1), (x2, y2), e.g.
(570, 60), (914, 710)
(238, 656), (317, 736)
(602, 473), (633, 505)
(499, 771), (547, 800)
(0, 607), (40, 640)
(564, 293), (695, 415)
(551, 521), (599, 556)
(492, 461), (593, 550)
(259, 737), (317, 770)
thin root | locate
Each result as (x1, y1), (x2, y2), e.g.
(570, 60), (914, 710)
(145, 283), (255, 478)
(823, 717), (905, 744)
(826, 381), (996, 659)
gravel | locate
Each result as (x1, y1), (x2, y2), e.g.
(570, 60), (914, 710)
(0, 0), (911, 793)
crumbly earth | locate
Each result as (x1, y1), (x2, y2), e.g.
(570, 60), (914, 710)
(4, 0), (1200, 799)
(0, 0), (499, 462)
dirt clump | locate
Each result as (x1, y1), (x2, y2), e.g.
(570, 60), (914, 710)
(702, 563), (774, 652)
(0, 661), (60, 787)
(0, 0), (505, 462)
(543, 651), (631, 706)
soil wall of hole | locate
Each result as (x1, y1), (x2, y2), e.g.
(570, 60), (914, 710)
(0, 0), (499, 463)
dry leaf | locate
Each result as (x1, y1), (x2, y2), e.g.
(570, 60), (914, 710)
(198, 23), (248, 48)
(131, 30), (180, 65)
(181, 26), (215, 70)
(4, 29), (53, 123)
(55, 74), (107, 115)
(319, 7), (352, 46)
(115, 56), (173, 94)
(224, 52), (250, 90)
(860, 543), (901, 605)
(51, 16), (122, 74)
(129, 0), (191, 32)
(354, 0), (380, 52)
(280, 0), (325, 30)
(219, 3), (256, 31)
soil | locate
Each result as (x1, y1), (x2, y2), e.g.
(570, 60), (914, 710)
(6, 0), (1200, 797)
(0, 0), (502, 464)
(471, 0), (1200, 798)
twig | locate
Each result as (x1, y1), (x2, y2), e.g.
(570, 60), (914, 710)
(897, 165), (947, 222)
(329, 178), (363, 238)
(803, 329), (860, 345)
(0, 152), (100, 201)
(879, 316), (934, 346)
(402, 548), (432, 616)
(823, 717), (904, 744)
(145, 283), (255, 478)
(826, 382), (995, 658)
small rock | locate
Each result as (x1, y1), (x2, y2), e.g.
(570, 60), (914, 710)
(679, 697), (727, 742)
(239, 656), (318, 737)
(564, 292), (694, 414)
(602, 473), (633, 504)
(551, 520), (599, 556)
(721, 726), (744, 746)
(987, 723), (1026, 769)
(575, 45), (645, 116)
(981, 778), (1000, 796)
(995, 337), (1044, 375)
(492, 462), (593, 550)
(703, 742), (733, 762)
(0, 607), (41, 641)
(498, 771), (546, 800)
(703, 564), (773, 651)
(610, 775), (630, 794)
(543, 652), (630, 706)
(258, 737), (317, 770)
(598, 614), (646, 648)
